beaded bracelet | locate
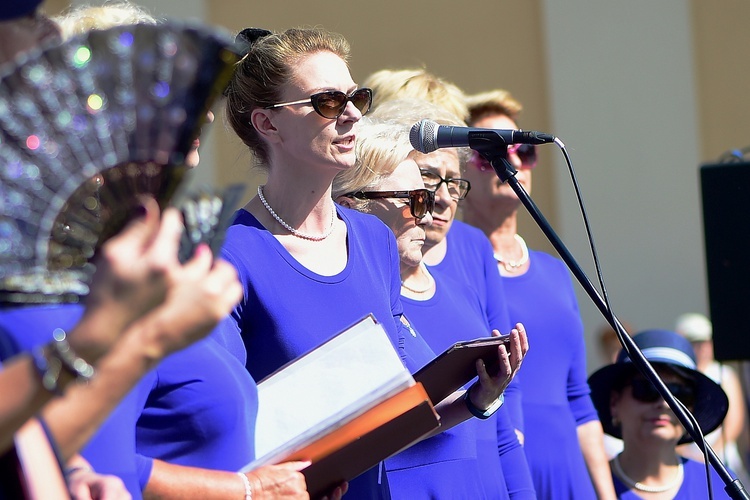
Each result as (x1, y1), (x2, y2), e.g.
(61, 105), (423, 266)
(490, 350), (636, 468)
(238, 472), (253, 500)
(32, 329), (95, 395)
(49, 329), (95, 383)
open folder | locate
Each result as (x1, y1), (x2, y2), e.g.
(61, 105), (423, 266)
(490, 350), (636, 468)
(242, 315), (440, 497)
(243, 315), (510, 498)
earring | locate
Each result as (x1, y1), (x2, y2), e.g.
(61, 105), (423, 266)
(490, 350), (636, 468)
(611, 415), (620, 427)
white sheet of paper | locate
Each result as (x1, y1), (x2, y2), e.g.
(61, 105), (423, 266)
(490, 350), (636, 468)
(248, 315), (414, 469)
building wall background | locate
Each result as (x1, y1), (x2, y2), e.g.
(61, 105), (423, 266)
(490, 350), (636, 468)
(44, 0), (750, 371)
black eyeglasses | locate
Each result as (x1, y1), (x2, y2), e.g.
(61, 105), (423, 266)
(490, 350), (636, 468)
(471, 144), (538, 172)
(348, 188), (435, 219)
(420, 170), (471, 201)
(265, 88), (373, 119)
(629, 379), (696, 407)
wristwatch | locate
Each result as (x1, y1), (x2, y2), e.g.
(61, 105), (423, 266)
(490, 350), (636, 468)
(464, 386), (505, 420)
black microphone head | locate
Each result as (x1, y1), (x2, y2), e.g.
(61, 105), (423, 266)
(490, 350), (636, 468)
(409, 119), (439, 154)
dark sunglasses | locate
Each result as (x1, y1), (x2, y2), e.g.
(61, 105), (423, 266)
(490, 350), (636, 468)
(349, 188), (435, 219)
(265, 87), (373, 119)
(629, 379), (696, 407)
(471, 144), (538, 172)
(420, 170), (471, 201)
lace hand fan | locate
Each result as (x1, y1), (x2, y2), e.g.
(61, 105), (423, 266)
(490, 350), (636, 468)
(0, 21), (240, 303)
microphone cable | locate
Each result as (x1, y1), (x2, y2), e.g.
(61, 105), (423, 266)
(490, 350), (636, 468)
(552, 137), (716, 499)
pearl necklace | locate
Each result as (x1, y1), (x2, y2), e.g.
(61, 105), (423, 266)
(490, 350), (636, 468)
(612, 454), (684, 494)
(257, 185), (335, 242)
(401, 264), (435, 294)
(494, 234), (529, 271)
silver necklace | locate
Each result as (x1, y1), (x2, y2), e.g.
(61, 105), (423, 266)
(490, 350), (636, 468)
(401, 263), (435, 294)
(494, 234), (529, 271)
(257, 185), (335, 242)
(612, 454), (684, 493)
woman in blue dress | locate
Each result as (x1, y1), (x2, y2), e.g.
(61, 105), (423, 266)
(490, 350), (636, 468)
(333, 117), (532, 499)
(588, 329), (730, 498)
(218, 26), (527, 499)
(462, 89), (616, 499)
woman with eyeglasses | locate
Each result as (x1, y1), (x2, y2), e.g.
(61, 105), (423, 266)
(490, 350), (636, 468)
(461, 89), (617, 500)
(333, 117), (530, 499)
(363, 68), (536, 498)
(588, 329), (730, 498)
(365, 70), (525, 431)
(218, 28), (526, 500)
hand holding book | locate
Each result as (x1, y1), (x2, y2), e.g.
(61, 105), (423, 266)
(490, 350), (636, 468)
(468, 325), (527, 411)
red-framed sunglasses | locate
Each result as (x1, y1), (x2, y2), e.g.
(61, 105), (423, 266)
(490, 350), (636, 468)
(471, 144), (538, 172)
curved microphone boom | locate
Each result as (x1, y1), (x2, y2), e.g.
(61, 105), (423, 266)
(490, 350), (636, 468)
(409, 119), (556, 154)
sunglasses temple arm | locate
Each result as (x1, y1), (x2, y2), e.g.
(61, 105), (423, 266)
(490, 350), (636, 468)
(488, 150), (746, 497)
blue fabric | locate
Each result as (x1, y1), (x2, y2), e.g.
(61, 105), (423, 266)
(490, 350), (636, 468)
(426, 220), (524, 431)
(134, 333), (258, 471)
(219, 205), (433, 500)
(390, 273), (534, 499)
(0, 304), (153, 499)
(502, 250), (598, 499)
(220, 205), (415, 376)
(613, 457), (728, 498)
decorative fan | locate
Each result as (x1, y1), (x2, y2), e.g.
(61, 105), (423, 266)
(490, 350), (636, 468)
(177, 183), (245, 264)
(0, 21), (241, 303)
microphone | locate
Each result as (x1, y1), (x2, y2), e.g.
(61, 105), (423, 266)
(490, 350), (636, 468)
(409, 119), (556, 154)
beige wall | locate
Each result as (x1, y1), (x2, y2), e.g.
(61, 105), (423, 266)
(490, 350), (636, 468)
(692, 1), (750, 162)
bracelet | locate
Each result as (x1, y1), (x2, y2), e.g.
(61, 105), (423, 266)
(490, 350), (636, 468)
(49, 329), (95, 383)
(31, 345), (64, 396)
(32, 330), (96, 395)
(464, 384), (505, 420)
(237, 472), (252, 500)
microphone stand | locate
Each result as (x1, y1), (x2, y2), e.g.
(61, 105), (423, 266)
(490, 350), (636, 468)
(472, 138), (748, 500)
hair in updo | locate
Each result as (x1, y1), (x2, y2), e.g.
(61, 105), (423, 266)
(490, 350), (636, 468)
(224, 27), (351, 167)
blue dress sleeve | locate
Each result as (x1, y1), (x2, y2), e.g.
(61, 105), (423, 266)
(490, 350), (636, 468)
(562, 274), (599, 425)
(495, 404), (535, 498)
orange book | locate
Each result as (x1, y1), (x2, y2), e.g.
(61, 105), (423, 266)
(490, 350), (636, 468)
(292, 383), (438, 497)
(243, 316), (440, 498)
